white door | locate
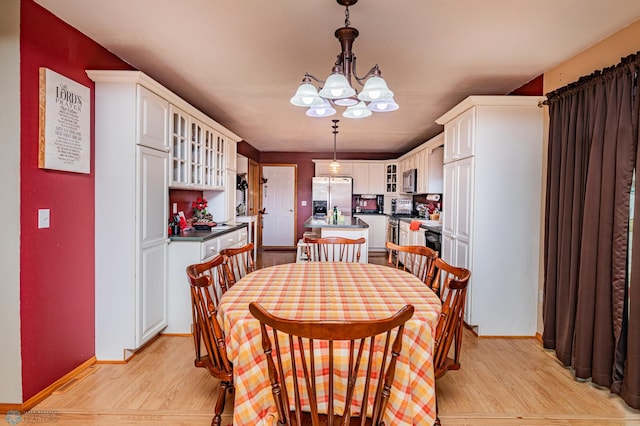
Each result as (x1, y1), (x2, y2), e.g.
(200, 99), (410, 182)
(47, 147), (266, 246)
(262, 165), (296, 247)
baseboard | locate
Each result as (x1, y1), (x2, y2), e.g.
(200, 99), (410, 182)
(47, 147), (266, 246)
(0, 356), (96, 414)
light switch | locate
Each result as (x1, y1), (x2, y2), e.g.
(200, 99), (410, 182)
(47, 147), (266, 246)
(301, 200), (307, 207)
(172, 203), (178, 214)
(38, 209), (50, 229)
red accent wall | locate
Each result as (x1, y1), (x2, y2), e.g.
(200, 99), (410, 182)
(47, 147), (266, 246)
(510, 75), (544, 95)
(19, 0), (133, 400)
(260, 151), (395, 242)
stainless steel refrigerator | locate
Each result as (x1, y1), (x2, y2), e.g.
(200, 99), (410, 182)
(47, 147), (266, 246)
(312, 177), (353, 216)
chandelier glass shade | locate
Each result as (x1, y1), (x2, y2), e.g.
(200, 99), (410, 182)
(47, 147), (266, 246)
(290, 0), (398, 119)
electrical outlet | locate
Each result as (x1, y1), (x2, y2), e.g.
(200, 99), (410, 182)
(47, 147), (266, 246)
(38, 209), (50, 229)
(301, 200), (307, 206)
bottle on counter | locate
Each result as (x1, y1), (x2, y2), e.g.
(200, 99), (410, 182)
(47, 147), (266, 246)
(333, 206), (338, 224)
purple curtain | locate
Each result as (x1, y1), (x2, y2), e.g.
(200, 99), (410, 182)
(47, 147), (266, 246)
(543, 53), (640, 409)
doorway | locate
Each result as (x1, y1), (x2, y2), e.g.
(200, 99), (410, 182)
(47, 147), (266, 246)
(261, 165), (296, 247)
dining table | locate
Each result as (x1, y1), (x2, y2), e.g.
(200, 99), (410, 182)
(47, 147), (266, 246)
(217, 261), (442, 426)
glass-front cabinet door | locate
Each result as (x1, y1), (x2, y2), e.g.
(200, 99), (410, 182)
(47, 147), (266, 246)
(190, 119), (203, 187)
(170, 105), (189, 187)
(214, 132), (226, 189)
(203, 126), (216, 188)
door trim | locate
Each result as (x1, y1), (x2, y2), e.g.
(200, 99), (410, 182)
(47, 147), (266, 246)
(259, 163), (297, 248)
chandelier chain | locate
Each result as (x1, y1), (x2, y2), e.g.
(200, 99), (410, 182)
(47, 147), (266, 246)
(344, 6), (350, 27)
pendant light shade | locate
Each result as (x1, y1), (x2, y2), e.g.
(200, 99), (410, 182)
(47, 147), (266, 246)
(358, 76), (394, 102)
(343, 101), (372, 119)
(367, 97), (399, 112)
(318, 71), (355, 100)
(306, 98), (337, 117)
(290, 81), (323, 107)
(328, 160), (341, 174)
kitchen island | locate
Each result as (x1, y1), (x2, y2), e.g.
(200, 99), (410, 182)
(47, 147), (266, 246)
(303, 216), (369, 263)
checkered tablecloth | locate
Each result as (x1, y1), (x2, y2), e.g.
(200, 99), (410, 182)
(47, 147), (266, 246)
(218, 262), (442, 426)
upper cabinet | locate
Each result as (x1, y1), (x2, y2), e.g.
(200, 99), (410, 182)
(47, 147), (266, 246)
(170, 107), (235, 190)
(137, 85), (170, 151)
(352, 162), (385, 195)
(397, 133), (444, 194)
(385, 162), (398, 194)
(443, 107), (475, 163)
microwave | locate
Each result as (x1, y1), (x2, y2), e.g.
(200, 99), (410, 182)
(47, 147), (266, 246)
(402, 169), (417, 193)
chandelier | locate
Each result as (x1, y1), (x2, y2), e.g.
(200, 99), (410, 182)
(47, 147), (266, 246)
(290, 0), (399, 119)
(329, 119), (341, 173)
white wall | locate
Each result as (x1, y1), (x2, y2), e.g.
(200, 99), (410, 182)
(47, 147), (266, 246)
(0, 0), (24, 403)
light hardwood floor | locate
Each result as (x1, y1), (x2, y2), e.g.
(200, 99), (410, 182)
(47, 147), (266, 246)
(29, 250), (640, 425)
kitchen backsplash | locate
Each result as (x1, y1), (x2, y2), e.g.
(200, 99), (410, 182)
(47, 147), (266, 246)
(412, 194), (442, 218)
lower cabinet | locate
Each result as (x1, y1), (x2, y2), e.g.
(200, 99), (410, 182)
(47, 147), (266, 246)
(165, 227), (247, 334)
(354, 215), (387, 251)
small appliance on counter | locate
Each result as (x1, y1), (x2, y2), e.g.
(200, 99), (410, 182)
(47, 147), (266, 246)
(391, 198), (412, 216)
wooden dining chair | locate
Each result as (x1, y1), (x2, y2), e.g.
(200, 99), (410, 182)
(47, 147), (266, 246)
(430, 257), (471, 426)
(186, 254), (231, 307)
(249, 303), (414, 426)
(303, 236), (366, 262)
(386, 241), (438, 284)
(220, 242), (255, 286)
(185, 266), (234, 426)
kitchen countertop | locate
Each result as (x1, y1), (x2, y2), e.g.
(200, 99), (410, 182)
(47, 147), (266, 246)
(304, 216), (369, 229)
(170, 222), (248, 242)
(397, 216), (442, 233)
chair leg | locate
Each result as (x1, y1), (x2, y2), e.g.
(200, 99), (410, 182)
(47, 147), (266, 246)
(212, 381), (231, 426)
(434, 394), (441, 426)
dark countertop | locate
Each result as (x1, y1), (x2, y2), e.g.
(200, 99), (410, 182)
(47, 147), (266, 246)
(304, 216), (369, 229)
(352, 211), (386, 216)
(398, 217), (442, 233)
(170, 222), (248, 242)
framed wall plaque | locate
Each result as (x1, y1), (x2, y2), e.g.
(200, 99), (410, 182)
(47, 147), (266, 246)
(38, 68), (91, 174)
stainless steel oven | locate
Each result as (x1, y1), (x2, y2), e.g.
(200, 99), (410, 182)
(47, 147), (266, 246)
(387, 217), (399, 245)
(425, 229), (441, 253)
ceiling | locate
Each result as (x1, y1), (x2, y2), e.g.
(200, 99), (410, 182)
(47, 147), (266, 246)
(35, 0), (640, 154)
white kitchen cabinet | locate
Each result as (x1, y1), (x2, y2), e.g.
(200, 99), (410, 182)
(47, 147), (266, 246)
(443, 106), (475, 163)
(385, 162), (398, 194)
(137, 85), (170, 151)
(170, 105), (189, 186)
(226, 137), (237, 171)
(170, 109), (227, 190)
(203, 125), (219, 189)
(354, 214), (387, 251)
(89, 71), (170, 361)
(166, 227), (247, 334)
(437, 95), (545, 336)
(352, 162), (385, 195)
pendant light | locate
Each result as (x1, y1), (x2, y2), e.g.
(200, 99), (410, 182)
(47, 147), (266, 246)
(328, 119), (341, 174)
(290, 0), (398, 118)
